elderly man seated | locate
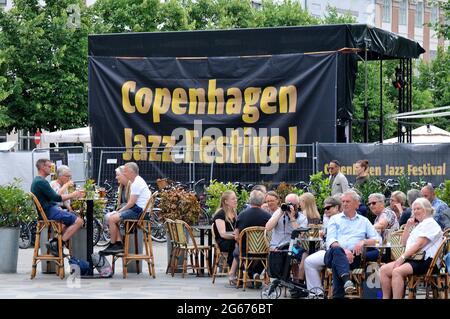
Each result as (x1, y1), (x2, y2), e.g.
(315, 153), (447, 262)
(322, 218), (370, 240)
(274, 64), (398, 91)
(324, 190), (381, 298)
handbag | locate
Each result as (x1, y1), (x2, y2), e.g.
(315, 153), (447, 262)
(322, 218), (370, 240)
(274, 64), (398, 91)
(407, 251), (425, 261)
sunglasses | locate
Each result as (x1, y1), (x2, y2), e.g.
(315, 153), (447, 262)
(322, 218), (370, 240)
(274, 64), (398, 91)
(324, 205), (334, 211)
(368, 201), (379, 206)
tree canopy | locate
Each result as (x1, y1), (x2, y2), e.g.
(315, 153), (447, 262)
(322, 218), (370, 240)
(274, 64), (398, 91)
(0, 0), (447, 140)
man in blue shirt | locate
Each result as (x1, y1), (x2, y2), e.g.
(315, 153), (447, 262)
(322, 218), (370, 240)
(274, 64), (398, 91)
(421, 185), (449, 230)
(325, 190), (380, 298)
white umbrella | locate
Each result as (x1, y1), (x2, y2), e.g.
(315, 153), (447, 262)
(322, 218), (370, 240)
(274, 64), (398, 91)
(383, 125), (450, 144)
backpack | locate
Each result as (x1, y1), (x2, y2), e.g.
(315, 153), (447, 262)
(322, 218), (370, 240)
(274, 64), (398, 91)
(68, 257), (91, 276)
(91, 252), (113, 278)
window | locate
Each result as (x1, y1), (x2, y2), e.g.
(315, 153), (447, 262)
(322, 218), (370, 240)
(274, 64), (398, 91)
(0, 0), (6, 6)
(431, 6), (439, 24)
(415, 1), (423, 27)
(383, 0), (391, 23)
(399, 0), (407, 25)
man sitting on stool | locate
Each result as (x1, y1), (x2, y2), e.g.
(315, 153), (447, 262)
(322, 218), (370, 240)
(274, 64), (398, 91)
(31, 159), (84, 256)
(100, 162), (150, 255)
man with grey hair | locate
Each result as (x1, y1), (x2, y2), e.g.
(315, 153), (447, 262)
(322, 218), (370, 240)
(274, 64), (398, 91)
(368, 193), (399, 241)
(325, 190), (380, 298)
(421, 184), (448, 230)
(101, 162), (150, 254)
(233, 190), (271, 287)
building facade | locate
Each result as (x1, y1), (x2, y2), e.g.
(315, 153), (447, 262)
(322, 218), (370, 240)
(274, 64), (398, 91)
(301, 0), (446, 61)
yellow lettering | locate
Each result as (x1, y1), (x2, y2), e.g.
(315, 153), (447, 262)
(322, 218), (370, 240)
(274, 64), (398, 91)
(260, 87), (277, 114)
(279, 85), (297, 113)
(242, 87), (261, 124)
(122, 81), (136, 113)
(153, 88), (171, 123)
(226, 87), (242, 114)
(172, 88), (187, 115)
(135, 87), (152, 114)
(188, 88), (206, 114)
(207, 79), (224, 114)
(133, 134), (147, 161)
(122, 128), (133, 161)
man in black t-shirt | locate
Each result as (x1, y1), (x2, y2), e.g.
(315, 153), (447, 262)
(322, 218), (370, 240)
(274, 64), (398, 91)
(234, 190), (271, 284)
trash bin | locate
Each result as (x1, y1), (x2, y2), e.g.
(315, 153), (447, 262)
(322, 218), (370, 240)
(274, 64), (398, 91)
(71, 227), (87, 261)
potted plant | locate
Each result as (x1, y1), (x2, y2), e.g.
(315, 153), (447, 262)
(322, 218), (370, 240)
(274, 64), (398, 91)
(0, 179), (34, 273)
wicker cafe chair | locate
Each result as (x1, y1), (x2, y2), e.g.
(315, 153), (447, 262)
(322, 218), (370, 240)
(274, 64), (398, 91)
(406, 234), (450, 299)
(389, 230), (405, 261)
(165, 218), (179, 274)
(30, 192), (70, 280)
(323, 241), (366, 299)
(171, 219), (211, 277)
(237, 226), (269, 291)
(211, 225), (231, 283)
(112, 192), (158, 279)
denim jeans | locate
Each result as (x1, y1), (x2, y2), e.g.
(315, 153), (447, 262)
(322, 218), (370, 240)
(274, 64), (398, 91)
(324, 247), (362, 298)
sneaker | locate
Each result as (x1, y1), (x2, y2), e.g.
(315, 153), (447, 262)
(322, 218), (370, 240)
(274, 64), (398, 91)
(253, 273), (262, 289)
(45, 240), (59, 257)
(108, 242), (124, 254)
(99, 243), (117, 255)
(290, 288), (309, 299)
(344, 280), (356, 294)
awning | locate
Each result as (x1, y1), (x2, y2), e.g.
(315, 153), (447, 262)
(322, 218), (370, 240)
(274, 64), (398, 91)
(41, 127), (91, 144)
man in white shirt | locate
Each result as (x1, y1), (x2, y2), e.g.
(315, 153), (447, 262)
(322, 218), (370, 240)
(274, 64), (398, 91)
(100, 162), (151, 254)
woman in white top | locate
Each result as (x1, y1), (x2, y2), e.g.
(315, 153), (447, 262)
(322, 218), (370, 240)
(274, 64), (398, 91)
(50, 165), (74, 211)
(380, 197), (443, 299)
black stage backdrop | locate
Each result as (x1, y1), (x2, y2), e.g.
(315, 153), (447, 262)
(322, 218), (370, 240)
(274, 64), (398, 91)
(89, 53), (337, 169)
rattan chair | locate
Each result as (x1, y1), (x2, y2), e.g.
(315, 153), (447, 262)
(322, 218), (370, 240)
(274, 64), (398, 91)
(236, 226), (269, 291)
(406, 233), (450, 299)
(211, 225), (231, 283)
(171, 219), (210, 277)
(30, 192), (70, 279)
(112, 192), (158, 278)
(165, 218), (179, 274)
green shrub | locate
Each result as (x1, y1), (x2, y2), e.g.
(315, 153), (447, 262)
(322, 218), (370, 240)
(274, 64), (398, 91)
(0, 179), (34, 227)
(436, 180), (450, 205)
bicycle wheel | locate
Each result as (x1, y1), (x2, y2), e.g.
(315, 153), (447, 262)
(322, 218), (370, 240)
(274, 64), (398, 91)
(96, 227), (111, 246)
(28, 221), (37, 247)
(151, 221), (167, 242)
(19, 222), (32, 249)
(198, 207), (211, 225)
(92, 218), (102, 246)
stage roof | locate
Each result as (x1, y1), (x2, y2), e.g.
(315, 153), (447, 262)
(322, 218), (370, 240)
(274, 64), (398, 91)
(89, 24), (425, 60)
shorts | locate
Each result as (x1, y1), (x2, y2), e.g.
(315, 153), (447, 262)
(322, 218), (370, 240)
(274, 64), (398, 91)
(119, 205), (143, 221)
(47, 206), (77, 226)
(406, 257), (433, 275)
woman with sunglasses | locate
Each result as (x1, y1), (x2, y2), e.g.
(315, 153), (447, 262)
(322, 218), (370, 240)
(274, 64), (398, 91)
(304, 196), (342, 292)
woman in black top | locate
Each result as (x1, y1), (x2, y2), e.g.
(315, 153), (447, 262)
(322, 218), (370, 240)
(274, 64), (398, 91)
(212, 190), (238, 284)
